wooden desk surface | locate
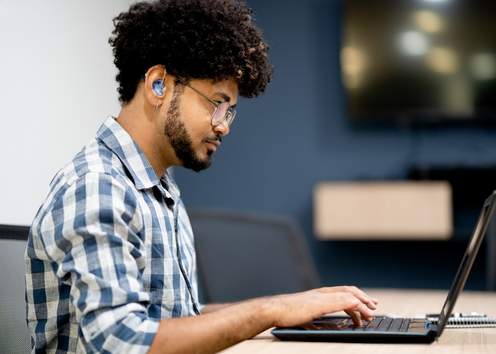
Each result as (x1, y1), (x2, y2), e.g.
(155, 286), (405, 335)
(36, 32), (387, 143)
(219, 289), (496, 354)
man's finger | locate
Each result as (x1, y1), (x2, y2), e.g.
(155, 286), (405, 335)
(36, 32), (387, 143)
(346, 310), (363, 327)
(342, 286), (378, 310)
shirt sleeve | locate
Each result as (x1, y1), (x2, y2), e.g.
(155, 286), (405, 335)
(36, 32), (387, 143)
(39, 172), (159, 354)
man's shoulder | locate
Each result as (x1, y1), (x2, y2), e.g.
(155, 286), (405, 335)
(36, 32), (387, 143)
(35, 139), (138, 217)
(53, 138), (132, 189)
(31, 138), (141, 234)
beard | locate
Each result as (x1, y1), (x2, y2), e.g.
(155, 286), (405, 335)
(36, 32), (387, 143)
(164, 86), (213, 172)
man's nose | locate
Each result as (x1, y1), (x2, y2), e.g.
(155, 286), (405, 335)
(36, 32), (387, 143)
(213, 121), (230, 137)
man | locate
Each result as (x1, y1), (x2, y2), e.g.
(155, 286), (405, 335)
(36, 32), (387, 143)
(25, 1), (378, 353)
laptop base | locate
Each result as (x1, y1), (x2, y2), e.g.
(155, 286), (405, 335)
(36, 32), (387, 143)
(271, 328), (437, 343)
(272, 316), (438, 343)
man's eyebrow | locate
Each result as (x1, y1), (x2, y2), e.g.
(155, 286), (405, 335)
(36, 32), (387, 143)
(214, 92), (236, 108)
(214, 92), (231, 102)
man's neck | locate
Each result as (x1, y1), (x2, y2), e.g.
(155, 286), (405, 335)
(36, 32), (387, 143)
(116, 101), (177, 178)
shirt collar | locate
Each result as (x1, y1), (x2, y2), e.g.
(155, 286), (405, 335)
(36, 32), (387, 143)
(160, 170), (181, 200)
(96, 116), (179, 193)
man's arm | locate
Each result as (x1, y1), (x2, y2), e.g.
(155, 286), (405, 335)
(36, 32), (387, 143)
(39, 173), (159, 353)
(201, 303), (237, 314)
(149, 286), (378, 354)
(38, 173), (377, 354)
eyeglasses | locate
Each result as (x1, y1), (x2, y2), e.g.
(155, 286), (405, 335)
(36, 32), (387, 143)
(183, 83), (237, 128)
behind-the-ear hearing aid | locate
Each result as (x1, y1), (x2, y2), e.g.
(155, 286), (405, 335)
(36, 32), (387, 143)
(152, 79), (165, 96)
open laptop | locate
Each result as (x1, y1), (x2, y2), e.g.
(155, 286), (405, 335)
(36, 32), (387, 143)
(272, 191), (496, 343)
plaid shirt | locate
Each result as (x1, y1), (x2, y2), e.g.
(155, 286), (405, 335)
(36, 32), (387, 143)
(25, 117), (201, 354)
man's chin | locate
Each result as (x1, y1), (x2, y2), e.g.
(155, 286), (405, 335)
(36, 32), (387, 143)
(183, 156), (212, 172)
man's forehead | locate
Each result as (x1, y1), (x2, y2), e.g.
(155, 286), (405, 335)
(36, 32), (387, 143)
(208, 78), (239, 104)
(209, 77), (238, 89)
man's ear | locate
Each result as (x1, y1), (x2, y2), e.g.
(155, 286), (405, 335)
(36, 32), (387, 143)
(143, 65), (170, 108)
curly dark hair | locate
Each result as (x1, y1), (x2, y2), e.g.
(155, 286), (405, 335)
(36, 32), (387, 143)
(109, 0), (273, 103)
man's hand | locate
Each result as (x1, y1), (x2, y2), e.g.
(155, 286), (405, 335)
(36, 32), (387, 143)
(150, 285), (378, 354)
(267, 286), (379, 327)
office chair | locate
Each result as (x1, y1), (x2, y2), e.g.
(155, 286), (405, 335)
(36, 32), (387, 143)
(0, 224), (31, 354)
(188, 209), (320, 303)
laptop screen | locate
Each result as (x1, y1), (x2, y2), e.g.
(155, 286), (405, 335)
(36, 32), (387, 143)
(436, 192), (496, 336)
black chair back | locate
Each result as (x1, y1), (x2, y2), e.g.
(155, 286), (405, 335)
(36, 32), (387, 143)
(0, 225), (31, 354)
(189, 210), (320, 303)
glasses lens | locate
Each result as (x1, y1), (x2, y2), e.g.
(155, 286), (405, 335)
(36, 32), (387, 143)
(212, 102), (230, 125)
(226, 109), (236, 126)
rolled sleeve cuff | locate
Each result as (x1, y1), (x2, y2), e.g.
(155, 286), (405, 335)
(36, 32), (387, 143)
(82, 306), (160, 354)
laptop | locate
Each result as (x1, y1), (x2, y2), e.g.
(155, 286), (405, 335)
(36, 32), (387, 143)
(272, 191), (496, 343)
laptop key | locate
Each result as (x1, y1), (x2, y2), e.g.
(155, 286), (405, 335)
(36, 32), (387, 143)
(354, 319), (370, 331)
(377, 317), (393, 331)
(364, 317), (383, 331)
(400, 319), (411, 332)
(390, 318), (404, 332)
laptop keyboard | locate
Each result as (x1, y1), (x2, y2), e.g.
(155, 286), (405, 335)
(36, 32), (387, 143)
(307, 316), (412, 332)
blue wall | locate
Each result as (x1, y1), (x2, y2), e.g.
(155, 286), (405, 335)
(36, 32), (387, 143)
(175, 0), (496, 290)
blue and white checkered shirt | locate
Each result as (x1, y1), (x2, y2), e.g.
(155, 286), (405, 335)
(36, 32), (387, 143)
(25, 116), (201, 354)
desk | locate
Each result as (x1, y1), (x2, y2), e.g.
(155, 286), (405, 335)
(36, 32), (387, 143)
(219, 289), (496, 354)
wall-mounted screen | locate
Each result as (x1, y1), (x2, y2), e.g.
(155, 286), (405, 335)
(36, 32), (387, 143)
(342, 0), (496, 125)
